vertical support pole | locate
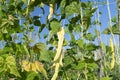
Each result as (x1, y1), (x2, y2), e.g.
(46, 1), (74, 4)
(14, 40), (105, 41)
(117, 0), (120, 47)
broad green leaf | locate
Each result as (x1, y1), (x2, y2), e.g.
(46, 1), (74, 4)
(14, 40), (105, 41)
(69, 15), (80, 24)
(50, 20), (60, 34)
(34, 20), (41, 26)
(85, 44), (99, 51)
(39, 50), (51, 62)
(35, 42), (46, 52)
(81, 2), (87, 8)
(6, 56), (21, 77)
(87, 62), (98, 69)
(102, 23), (120, 35)
(63, 56), (73, 66)
(33, 45), (40, 54)
(60, 0), (66, 8)
(9, 65), (21, 77)
(84, 33), (96, 41)
(112, 16), (117, 23)
(26, 72), (39, 80)
(65, 1), (80, 17)
(76, 39), (84, 49)
(34, 43), (50, 62)
(75, 61), (86, 70)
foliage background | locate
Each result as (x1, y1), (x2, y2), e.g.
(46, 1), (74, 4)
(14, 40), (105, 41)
(0, 0), (120, 80)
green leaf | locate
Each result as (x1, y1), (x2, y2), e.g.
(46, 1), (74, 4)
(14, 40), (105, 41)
(33, 16), (40, 20)
(23, 45), (30, 56)
(34, 20), (41, 26)
(84, 33), (96, 41)
(60, 0), (66, 8)
(69, 15), (80, 24)
(39, 50), (51, 62)
(6, 55), (21, 77)
(102, 23), (120, 35)
(87, 62), (98, 69)
(112, 16), (117, 23)
(101, 77), (111, 80)
(65, 1), (80, 17)
(63, 56), (73, 66)
(81, 2), (87, 8)
(35, 42), (46, 52)
(90, 8), (97, 14)
(34, 43), (51, 62)
(26, 72), (39, 80)
(76, 39), (84, 49)
(75, 61), (86, 70)
(85, 44), (99, 51)
(70, 33), (75, 42)
(0, 56), (4, 72)
(50, 20), (60, 33)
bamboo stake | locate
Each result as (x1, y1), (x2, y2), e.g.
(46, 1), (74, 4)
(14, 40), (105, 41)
(95, 0), (104, 79)
(117, 0), (120, 47)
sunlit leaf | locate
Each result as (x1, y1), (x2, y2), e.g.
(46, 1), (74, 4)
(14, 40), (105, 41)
(76, 39), (84, 49)
(34, 61), (48, 79)
(101, 77), (111, 80)
(31, 62), (37, 73)
(6, 56), (21, 77)
(84, 33), (96, 41)
(26, 72), (39, 80)
(0, 56), (4, 72)
(23, 45), (30, 57)
(85, 43), (99, 51)
(65, 1), (80, 17)
(39, 50), (51, 62)
(22, 60), (31, 72)
(102, 23), (120, 35)
(75, 61), (86, 70)
(50, 20), (61, 34)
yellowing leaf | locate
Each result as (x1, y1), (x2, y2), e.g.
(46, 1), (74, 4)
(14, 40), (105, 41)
(31, 62), (37, 73)
(48, 4), (54, 20)
(34, 61), (48, 79)
(22, 60), (31, 72)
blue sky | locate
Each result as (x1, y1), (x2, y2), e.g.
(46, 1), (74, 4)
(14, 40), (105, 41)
(0, 0), (118, 48)
(29, 0), (118, 46)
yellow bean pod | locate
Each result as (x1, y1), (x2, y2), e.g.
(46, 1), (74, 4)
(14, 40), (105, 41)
(110, 38), (115, 69)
